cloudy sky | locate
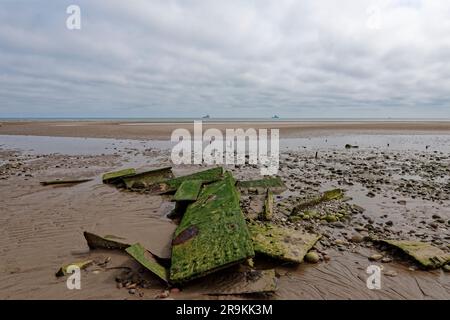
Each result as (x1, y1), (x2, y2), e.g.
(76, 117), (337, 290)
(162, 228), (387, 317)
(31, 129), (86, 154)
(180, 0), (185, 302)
(1, 0), (450, 118)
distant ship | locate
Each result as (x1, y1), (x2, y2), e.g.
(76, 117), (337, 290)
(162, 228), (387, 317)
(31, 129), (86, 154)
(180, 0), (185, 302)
(272, 115), (279, 119)
(202, 114), (210, 119)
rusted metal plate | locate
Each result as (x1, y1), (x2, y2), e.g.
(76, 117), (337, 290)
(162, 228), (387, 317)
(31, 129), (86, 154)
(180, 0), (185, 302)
(102, 168), (136, 184)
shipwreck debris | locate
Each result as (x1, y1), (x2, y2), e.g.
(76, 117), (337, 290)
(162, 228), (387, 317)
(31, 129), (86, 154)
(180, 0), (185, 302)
(40, 179), (93, 186)
(147, 167), (224, 195)
(237, 176), (286, 194)
(122, 167), (173, 189)
(83, 232), (130, 250)
(125, 243), (169, 283)
(174, 180), (203, 202)
(379, 240), (450, 269)
(248, 222), (321, 263)
(102, 168), (136, 184)
(262, 189), (274, 221)
(170, 172), (255, 283)
(292, 188), (344, 214)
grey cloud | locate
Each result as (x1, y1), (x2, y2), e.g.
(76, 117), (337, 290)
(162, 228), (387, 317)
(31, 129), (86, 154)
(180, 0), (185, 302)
(0, 0), (449, 118)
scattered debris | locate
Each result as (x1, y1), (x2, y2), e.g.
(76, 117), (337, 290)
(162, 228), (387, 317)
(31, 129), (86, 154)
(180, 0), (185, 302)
(170, 172), (254, 283)
(40, 178), (93, 186)
(125, 243), (169, 283)
(261, 189), (274, 221)
(148, 167), (224, 194)
(84, 232), (130, 250)
(345, 144), (359, 149)
(55, 260), (93, 277)
(292, 189), (344, 214)
(248, 222), (321, 263)
(174, 180), (203, 202)
(237, 176), (287, 194)
(102, 168), (136, 184)
(122, 167), (173, 189)
(380, 240), (450, 269)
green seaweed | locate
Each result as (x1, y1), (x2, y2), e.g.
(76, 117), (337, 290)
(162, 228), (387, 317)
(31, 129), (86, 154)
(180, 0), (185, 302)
(102, 168), (136, 184)
(381, 240), (450, 269)
(122, 167), (173, 189)
(174, 180), (203, 201)
(248, 222), (321, 263)
(148, 167), (224, 194)
(170, 172), (255, 283)
(237, 176), (286, 194)
(125, 243), (169, 282)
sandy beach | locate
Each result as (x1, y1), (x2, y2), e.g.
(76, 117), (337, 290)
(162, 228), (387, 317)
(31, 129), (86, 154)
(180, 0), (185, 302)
(2, 120), (450, 140)
(0, 121), (449, 299)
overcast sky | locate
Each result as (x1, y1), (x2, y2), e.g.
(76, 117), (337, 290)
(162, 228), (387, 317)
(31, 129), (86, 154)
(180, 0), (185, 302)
(1, 0), (450, 118)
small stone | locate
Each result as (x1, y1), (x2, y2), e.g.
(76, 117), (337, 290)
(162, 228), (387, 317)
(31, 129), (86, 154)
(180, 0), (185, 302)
(385, 220), (393, 226)
(305, 251), (320, 263)
(366, 192), (376, 198)
(443, 265), (450, 272)
(369, 254), (383, 261)
(397, 200), (406, 205)
(381, 257), (392, 263)
(128, 289), (136, 295)
(350, 233), (364, 243)
(384, 270), (398, 277)
(334, 239), (345, 245)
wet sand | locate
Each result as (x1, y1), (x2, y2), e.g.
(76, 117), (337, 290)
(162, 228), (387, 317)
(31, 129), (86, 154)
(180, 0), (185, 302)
(1, 120), (450, 140)
(0, 122), (449, 300)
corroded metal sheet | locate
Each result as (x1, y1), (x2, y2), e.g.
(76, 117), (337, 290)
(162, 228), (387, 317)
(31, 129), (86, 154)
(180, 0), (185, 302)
(262, 189), (274, 221)
(248, 222), (321, 263)
(83, 231), (130, 250)
(170, 172), (255, 283)
(148, 167), (224, 194)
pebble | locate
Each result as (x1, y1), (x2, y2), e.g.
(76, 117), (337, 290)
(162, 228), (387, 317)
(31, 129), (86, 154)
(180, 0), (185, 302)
(305, 251), (320, 263)
(381, 257), (392, 263)
(384, 270), (398, 277)
(369, 254), (383, 261)
(350, 233), (364, 243)
(128, 289), (136, 295)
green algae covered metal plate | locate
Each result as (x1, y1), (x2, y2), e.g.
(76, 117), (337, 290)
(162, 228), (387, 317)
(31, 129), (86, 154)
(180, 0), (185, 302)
(248, 222), (321, 263)
(174, 180), (203, 201)
(126, 243), (169, 282)
(237, 176), (286, 194)
(102, 168), (136, 184)
(170, 172), (255, 283)
(55, 260), (93, 277)
(292, 188), (344, 214)
(148, 167), (224, 194)
(122, 167), (173, 189)
(380, 240), (450, 269)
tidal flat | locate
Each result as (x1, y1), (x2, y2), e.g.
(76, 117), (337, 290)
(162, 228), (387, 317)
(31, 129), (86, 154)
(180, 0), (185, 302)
(0, 125), (449, 299)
